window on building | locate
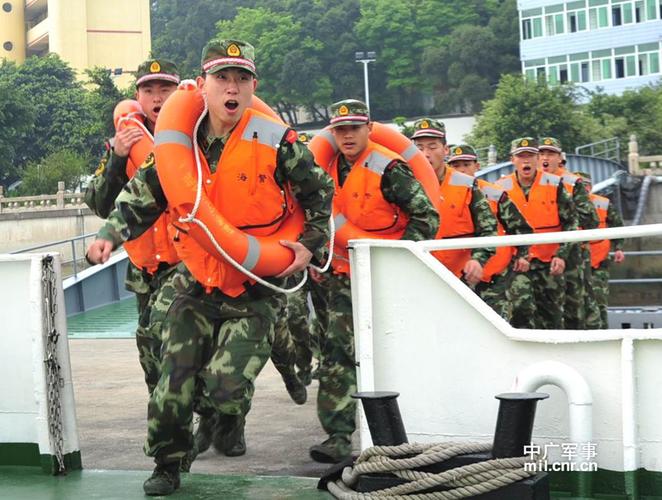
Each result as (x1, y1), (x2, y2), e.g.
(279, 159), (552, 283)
(592, 58), (613, 81)
(646, 0), (657, 19)
(635, 0), (645, 20)
(522, 17), (544, 39)
(615, 55), (637, 78)
(568, 8), (588, 31)
(545, 13), (565, 35)
(638, 49), (660, 75)
(612, 5), (623, 25)
(589, 6), (610, 28)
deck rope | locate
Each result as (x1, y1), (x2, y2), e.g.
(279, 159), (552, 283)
(327, 442), (539, 499)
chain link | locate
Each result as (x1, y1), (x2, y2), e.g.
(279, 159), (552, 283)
(42, 256), (66, 474)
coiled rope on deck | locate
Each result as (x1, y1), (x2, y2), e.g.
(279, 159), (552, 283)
(328, 442), (539, 499)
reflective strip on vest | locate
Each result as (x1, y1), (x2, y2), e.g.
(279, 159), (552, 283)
(401, 143), (419, 161)
(540, 172), (561, 186)
(480, 184), (504, 202)
(320, 129), (339, 153)
(154, 130), (193, 149)
(364, 150), (393, 176)
(241, 115), (288, 149)
(496, 176), (513, 190)
(592, 197), (609, 211)
(562, 173), (578, 186)
(334, 213), (348, 231)
(449, 170), (475, 188)
(241, 235), (261, 271)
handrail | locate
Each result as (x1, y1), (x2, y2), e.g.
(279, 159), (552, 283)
(10, 232), (97, 278)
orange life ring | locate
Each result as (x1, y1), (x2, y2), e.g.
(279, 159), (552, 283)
(154, 86), (304, 277)
(308, 123), (440, 247)
(113, 100), (153, 175)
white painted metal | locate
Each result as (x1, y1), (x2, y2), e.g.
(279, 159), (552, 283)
(349, 223), (662, 473)
(512, 361), (593, 467)
(0, 253), (80, 462)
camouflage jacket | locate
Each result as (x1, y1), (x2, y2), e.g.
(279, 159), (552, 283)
(568, 177), (599, 230)
(438, 168), (497, 266)
(607, 199), (624, 251)
(336, 155), (439, 241)
(521, 182), (578, 261)
(84, 145), (130, 219)
(97, 116), (334, 264)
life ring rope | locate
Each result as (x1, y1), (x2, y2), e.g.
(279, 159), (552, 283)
(174, 84), (334, 294)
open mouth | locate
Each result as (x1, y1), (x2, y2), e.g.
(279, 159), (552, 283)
(225, 100), (239, 111)
(343, 142), (356, 149)
(523, 165), (532, 173)
(542, 161), (549, 169)
(153, 106), (162, 114)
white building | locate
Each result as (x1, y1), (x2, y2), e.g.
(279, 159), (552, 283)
(519, 0), (662, 94)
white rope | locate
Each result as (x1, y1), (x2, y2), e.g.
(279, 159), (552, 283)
(175, 95), (334, 294)
(117, 114), (154, 141)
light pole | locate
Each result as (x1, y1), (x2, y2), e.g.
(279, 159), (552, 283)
(355, 51), (376, 111)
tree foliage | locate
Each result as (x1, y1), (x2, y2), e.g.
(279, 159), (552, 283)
(19, 150), (89, 195)
(0, 80), (34, 186)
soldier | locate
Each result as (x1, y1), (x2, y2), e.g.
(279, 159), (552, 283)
(577, 172), (626, 329)
(447, 144), (535, 328)
(84, 59), (180, 394)
(496, 138), (578, 330)
(411, 119), (496, 286)
(309, 100), (439, 463)
(86, 39), (334, 496)
(539, 137), (599, 329)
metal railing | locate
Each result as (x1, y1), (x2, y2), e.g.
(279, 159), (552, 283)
(608, 249), (662, 285)
(575, 137), (621, 163)
(10, 233), (96, 278)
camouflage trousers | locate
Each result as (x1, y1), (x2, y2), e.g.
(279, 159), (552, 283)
(509, 270), (537, 329)
(582, 247), (603, 329)
(476, 270), (511, 320)
(144, 264), (279, 460)
(563, 244), (586, 330)
(130, 263), (178, 395)
(271, 295), (299, 381)
(315, 273), (357, 439)
(528, 259), (565, 329)
(591, 264), (611, 329)
(286, 280), (317, 373)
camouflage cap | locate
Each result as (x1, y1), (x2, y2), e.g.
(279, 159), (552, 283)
(448, 144), (478, 163)
(575, 171), (592, 181)
(510, 137), (539, 155)
(201, 39), (257, 76)
(329, 99), (369, 128)
(411, 118), (446, 140)
(538, 136), (562, 153)
(135, 59), (180, 87)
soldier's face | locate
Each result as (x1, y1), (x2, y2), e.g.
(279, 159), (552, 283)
(512, 152), (539, 184)
(539, 149), (562, 174)
(414, 138), (448, 171)
(330, 123), (372, 163)
(136, 81), (178, 125)
(449, 160), (479, 176)
(198, 68), (257, 128)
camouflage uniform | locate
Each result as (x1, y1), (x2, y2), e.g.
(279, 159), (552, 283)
(585, 191), (624, 329)
(97, 41), (334, 468)
(503, 138), (579, 330)
(311, 101), (439, 462)
(285, 281), (318, 379)
(84, 59), (180, 394)
(539, 138), (599, 330)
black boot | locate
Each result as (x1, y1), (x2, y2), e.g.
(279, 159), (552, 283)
(283, 373), (307, 405)
(309, 435), (352, 464)
(213, 414), (247, 457)
(143, 459), (181, 496)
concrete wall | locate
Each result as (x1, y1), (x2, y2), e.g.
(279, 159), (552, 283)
(0, 208), (104, 257)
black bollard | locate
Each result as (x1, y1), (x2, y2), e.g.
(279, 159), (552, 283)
(352, 391), (408, 446)
(492, 392), (549, 459)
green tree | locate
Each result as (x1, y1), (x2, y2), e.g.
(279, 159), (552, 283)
(19, 150), (89, 195)
(0, 55), (102, 175)
(85, 67), (130, 140)
(467, 74), (598, 159)
(0, 81), (35, 187)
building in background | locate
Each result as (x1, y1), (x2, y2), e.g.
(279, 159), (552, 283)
(519, 0), (662, 94)
(0, 0), (151, 87)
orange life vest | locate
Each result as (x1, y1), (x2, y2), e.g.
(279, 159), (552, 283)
(497, 170), (562, 263)
(477, 179), (515, 282)
(557, 167), (580, 195)
(432, 167), (475, 277)
(112, 100), (179, 275)
(330, 141), (408, 274)
(589, 194), (610, 268)
(169, 108), (296, 296)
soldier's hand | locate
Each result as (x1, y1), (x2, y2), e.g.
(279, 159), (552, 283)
(276, 240), (313, 278)
(463, 259), (483, 286)
(309, 268), (325, 283)
(613, 250), (625, 264)
(113, 128), (144, 157)
(513, 257), (530, 273)
(550, 256), (565, 275)
(86, 238), (114, 265)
